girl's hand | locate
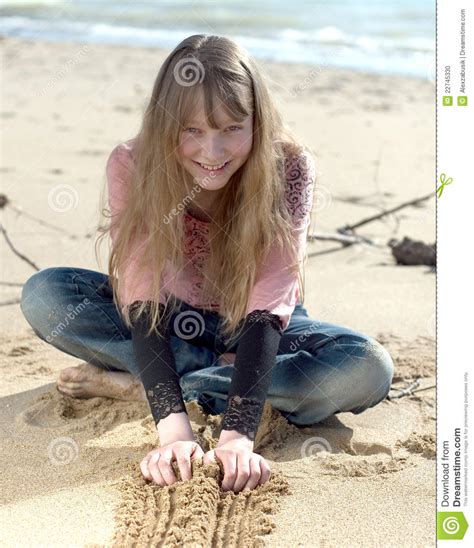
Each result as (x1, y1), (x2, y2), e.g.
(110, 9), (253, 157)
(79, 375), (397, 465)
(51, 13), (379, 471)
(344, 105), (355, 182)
(140, 440), (204, 486)
(203, 433), (271, 493)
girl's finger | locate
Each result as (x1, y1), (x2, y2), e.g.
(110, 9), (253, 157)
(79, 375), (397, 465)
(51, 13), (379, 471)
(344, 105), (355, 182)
(220, 453), (237, 492)
(148, 453), (166, 486)
(232, 453), (251, 493)
(202, 449), (215, 466)
(140, 454), (153, 481)
(158, 451), (177, 485)
(258, 457), (271, 485)
(57, 385), (74, 397)
(175, 448), (192, 482)
(242, 456), (261, 491)
(191, 445), (204, 462)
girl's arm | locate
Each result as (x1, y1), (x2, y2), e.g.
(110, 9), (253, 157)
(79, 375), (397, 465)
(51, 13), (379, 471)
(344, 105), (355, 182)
(217, 149), (317, 444)
(156, 412), (195, 445)
(220, 309), (283, 441)
(129, 301), (194, 443)
(204, 311), (281, 492)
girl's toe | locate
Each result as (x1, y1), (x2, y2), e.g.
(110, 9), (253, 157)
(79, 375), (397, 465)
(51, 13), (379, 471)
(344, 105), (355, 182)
(56, 384), (72, 396)
(59, 367), (77, 382)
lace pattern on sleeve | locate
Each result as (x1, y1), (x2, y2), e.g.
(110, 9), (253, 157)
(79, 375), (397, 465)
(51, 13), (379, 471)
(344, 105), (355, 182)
(220, 309), (283, 441)
(146, 379), (187, 423)
(245, 309), (283, 335)
(220, 395), (264, 441)
(129, 299), (186, 425)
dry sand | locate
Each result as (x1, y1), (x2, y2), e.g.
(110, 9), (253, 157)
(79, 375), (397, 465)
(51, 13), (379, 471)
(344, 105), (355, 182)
(1, 36), (435, 546)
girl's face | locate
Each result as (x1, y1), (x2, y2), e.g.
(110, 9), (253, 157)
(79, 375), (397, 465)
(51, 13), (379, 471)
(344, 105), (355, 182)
(178, 95), (253, 192)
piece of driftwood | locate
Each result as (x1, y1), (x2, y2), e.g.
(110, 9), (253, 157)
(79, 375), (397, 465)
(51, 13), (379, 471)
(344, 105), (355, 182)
(307, 231), (374, 246)
(338, 192), (434, 233)
(387, 378), (421, 400)
(0, 193), (82, 239)
(0, 223), (40, 271)
(387, 380), (435, 401)
(411, 384), (436, 394)
(388, 237), (436, 266)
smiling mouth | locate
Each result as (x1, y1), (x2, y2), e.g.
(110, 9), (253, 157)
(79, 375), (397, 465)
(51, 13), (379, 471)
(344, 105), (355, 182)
(193, 160), (231, 172)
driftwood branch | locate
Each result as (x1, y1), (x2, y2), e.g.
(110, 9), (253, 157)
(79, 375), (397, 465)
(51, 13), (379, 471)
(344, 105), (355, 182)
(307, 231), (374, 246)
(338, 193), (434, 233)
(411, 384), (436, 394)
(1, 193), (86, 239)
(0, 223), (40, 271)
(387, 378), (421, 400)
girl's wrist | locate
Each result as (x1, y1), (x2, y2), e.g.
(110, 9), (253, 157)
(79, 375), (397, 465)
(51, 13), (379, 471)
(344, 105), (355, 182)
(157, 411), (195, 445)
(218, 428), (254, 448)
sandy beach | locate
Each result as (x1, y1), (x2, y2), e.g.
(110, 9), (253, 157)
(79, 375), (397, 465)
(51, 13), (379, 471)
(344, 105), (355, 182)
(0, 36), (435, 546)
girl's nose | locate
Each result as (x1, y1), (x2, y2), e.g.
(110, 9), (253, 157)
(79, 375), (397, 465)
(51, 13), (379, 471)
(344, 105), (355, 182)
(202, 135), (225, 161)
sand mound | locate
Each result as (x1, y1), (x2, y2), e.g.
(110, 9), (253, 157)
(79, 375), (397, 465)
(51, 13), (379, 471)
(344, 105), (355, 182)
(319, 454), (413, 477)
(1, 329), (435, 545)
(18, 387), (150, 434)
(112, 461), (290, 547)
(13, 388), (294, 546)
(396, 432), (436, 459)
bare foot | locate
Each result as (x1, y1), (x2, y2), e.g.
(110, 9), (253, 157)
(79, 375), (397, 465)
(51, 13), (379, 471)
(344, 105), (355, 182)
(57, 362), (146, 401)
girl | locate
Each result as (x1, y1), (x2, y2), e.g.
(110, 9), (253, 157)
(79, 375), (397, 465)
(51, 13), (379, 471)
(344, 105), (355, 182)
(20, 34), (394, 494)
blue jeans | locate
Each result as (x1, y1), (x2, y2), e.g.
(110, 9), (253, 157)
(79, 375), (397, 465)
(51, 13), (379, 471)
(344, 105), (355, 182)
(20, 267), (394, 426)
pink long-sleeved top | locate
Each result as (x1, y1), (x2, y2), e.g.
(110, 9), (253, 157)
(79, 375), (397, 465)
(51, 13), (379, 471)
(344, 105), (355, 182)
(106, 138), (316, 332)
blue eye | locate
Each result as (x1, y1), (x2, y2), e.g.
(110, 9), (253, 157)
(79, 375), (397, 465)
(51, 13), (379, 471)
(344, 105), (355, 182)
(227, 126), (242, 132)
(185, 127), (199, 134)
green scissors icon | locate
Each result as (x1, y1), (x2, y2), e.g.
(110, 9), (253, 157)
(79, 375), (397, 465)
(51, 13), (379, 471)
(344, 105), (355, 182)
(436, 173), (453, 198)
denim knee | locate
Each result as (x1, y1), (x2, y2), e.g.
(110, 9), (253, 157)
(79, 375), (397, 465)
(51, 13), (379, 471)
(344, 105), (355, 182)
(352, 337), (395, 408)
(286, 335), (395, 425)
(20, 267), (66, 337)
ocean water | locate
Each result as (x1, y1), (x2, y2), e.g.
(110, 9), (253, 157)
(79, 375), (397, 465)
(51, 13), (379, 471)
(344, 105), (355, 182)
(0, 0), (435, 78)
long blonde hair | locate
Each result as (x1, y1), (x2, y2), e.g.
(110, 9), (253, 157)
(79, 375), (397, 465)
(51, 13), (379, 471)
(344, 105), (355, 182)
(95, 34), (313, 343)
